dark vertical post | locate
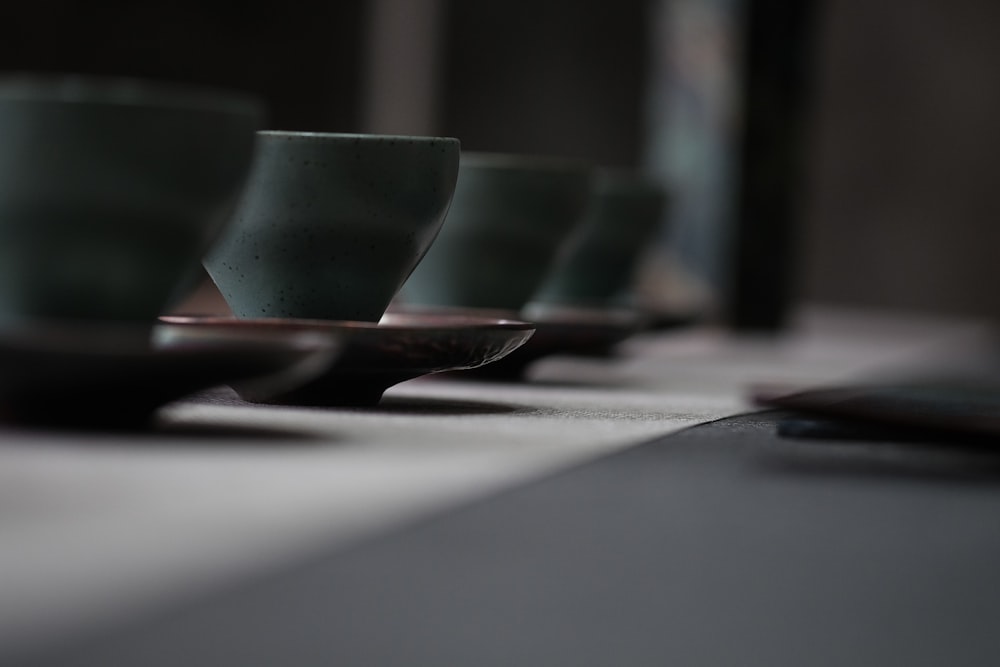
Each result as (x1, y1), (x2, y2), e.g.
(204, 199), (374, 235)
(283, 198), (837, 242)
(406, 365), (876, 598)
(726, 0), (822, 331)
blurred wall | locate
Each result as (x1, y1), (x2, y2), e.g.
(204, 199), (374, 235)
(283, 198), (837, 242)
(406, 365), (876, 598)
(431, 0), (1000, 321)
(0, 1), (365, 133)
(799, 0), (1000, 319)
(437, 0), (652, 167)
(4, 0), (1000, 320)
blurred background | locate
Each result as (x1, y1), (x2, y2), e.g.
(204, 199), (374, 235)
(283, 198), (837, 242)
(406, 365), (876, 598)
(3, 0), (999, 326)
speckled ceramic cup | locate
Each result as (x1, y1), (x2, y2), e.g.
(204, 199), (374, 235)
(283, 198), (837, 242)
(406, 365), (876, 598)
(0, 74), (264, 326)
(204, 131), (460, 322)
(400, 152), (593, 312)
(531, 169), (668, 308)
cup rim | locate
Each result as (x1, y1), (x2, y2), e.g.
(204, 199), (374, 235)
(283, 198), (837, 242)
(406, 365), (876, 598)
(258, 130), (460, 144)
(0, 72), (264, 118)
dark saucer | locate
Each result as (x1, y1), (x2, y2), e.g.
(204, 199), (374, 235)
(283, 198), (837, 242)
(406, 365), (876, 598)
(0, 321), (338, 428)
(450, 303), (649, 380)
(158, 313), (535, 407)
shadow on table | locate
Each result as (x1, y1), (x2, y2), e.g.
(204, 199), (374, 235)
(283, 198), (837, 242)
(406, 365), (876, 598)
(152, 420), (339, 445)
(365, 394), (533, 416)
(0, 419), (337, 447)
(183, 384), (532, 418)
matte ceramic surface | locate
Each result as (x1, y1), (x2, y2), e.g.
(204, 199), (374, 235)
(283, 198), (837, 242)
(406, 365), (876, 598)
(204, 131), (460, 322)
(0, 74), (264, 325)
(0, 321), (336, 427)
(159, 313), (534, 406)
(533, 169), (668, 308)
(400, 152), (592, 311)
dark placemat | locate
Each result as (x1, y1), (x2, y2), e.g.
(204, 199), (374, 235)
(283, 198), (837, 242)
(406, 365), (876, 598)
(16, 411), (1000, 667)
(755, 379), (1000, 439)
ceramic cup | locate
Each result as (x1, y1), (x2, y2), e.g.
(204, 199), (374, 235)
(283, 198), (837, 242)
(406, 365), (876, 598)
(400, 152), (593, 312)
(531, 169), (668, 308)
(204, 131), (460, 322)
(0, 73), (265, 326)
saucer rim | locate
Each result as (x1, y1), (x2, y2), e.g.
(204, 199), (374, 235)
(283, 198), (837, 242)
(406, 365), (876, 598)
(159, 313), (536, 334)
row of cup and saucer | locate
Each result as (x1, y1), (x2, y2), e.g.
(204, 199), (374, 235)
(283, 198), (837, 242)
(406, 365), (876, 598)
(159, 298), (675, 394)
(0, 301), (683, 428)
(151, 298), (694, 397)
(0, 309), (528, 428)
(153, 302), (651, 402)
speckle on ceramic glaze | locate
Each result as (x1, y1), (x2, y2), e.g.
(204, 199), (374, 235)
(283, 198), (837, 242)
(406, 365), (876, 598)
(206, 131), (458, 321)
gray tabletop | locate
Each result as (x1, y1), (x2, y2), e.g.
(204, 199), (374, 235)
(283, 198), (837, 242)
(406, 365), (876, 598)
(0, 306), (992, 664)
(22, 409), (1000, 667)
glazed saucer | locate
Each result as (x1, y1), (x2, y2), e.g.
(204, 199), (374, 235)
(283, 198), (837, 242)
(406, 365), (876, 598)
(0, 320), (338, 428)
(452, 303), (649, 379)
(158, 312), (535, 406)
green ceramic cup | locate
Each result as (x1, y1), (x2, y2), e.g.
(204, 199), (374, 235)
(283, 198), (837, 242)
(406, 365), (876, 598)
(0, 74), (265, 326)
(531, 169), (668, 308)
(400, 152), (593, 312)
(204, 131), (460, 322)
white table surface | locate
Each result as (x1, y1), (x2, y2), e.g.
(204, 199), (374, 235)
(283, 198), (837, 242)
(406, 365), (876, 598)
(0, 304), (988, 659)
